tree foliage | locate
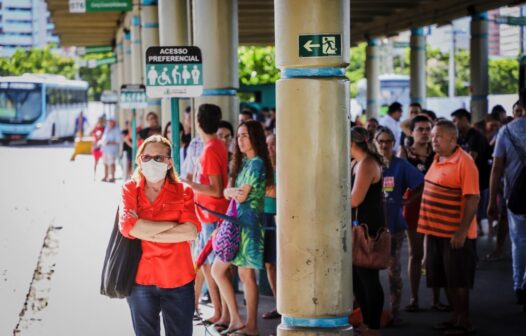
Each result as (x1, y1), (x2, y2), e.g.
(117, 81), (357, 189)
(238, 46), (280, 85)
(347, 43), (366, 98)
(0, 46), (113, 101)
(489, 57), (519, 94)
(78, 52), (113, 101)
(0, 46), (75, 78)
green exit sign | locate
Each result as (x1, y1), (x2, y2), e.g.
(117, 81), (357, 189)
(299, 34), (341, 58)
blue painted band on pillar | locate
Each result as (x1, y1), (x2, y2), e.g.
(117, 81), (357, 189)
(368, 39), (380, 46)
(147, 100), (161, 105)
(471, 95), (488, 101)
(472, 12), (488, 20)
(472, 33), (489, 39)
(202, 89), (237, 96)
(143, 23), (159, 28)
(410, 96), (424, 103)
(410, 45), (425, 51)
(367, 99), (378, 104)
(282, 316), (349, 328)
(133, 39), (141, 44)
(132, 16), (140, 26)
(411, 27), (425, 36)
(141, 0), (158, 5)
(281, 67), (345, 78)
(124, 31), (131, 40)
(117, 43), (123, 49)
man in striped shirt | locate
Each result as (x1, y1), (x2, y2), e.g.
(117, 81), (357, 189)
(417, 119), (480, 334)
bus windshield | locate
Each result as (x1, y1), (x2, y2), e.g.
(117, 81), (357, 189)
(0, 83), (42, 124)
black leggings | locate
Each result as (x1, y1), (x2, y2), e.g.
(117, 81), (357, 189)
(353, 265), (384, 329)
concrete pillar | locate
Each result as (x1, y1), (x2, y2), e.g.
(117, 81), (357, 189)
(141, 0), (161, 120)
(410, 28), (426, 107)
(193, 0), (239, 126)
(275, 1), (352, 335)
(470, 12), (489, 123)
(158, 0), (190, 130)
(115, 29), (126, 127)
(123, 29), (132, 85)
(366, 39), (380, 119)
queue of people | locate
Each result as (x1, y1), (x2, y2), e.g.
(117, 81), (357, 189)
(115, 103), (277, 336)
(109, 93), (525, 336)
(350, 94), (526, 336)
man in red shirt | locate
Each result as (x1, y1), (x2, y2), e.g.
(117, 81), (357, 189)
(183, 104), (229, 325)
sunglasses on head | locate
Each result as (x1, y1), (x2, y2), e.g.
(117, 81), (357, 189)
(140, 154), (170, 163)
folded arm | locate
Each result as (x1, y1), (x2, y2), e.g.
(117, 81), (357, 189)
(129, 218), (198, 243)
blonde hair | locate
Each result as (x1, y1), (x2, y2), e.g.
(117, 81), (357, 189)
(132, 135), (180, 183)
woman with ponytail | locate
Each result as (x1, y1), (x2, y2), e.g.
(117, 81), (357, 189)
(350, 126), (385, 336)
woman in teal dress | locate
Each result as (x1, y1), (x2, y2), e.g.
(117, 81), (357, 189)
(212, 120), (274, 336)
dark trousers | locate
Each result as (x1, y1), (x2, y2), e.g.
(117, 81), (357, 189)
(127, 281), (195, 336)
(353, 266), (384, 329)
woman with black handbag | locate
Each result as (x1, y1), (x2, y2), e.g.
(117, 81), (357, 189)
(119, 135), (200, 336)
(350, 126), (386, 336)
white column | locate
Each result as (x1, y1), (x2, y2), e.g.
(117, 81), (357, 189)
(158, 0), (190, 130)
(275, 0), (352, 335)
(141, 0), (161, 119)
(410, 27), (426, 107)
(366, 38), (380, 119)
(470, 12), (489, 123)
(192, 0), (239, 125)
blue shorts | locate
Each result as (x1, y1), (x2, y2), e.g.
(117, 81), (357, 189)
(196, 222), (217, 265)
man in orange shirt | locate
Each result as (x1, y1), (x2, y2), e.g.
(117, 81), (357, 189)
(183, 104), (229, 326)
(417, 119), (480, 335)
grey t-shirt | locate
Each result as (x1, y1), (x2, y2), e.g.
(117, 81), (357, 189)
(493, 118), (526, 198)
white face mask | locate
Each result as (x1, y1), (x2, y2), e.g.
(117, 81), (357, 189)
(141, 160), (169, 183)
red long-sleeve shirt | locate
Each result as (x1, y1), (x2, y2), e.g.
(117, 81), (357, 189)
(119, 177), (201, 288)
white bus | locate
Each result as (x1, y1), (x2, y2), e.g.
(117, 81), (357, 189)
(0, 74), (88, 144)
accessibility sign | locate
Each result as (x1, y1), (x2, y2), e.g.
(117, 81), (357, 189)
(299, 34), (341, 57)
(145, 46), (203, 98)
(120, 84), (147, 109)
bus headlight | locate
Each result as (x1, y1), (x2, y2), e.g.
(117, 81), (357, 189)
(35, 123), (43, 129)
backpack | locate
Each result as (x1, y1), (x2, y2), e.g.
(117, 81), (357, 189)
(505, 126), (526, 215)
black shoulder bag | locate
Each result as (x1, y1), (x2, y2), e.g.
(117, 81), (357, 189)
(100, 208), (142, 299)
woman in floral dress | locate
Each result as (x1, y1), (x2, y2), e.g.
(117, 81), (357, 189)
(212, 120), (274, 336)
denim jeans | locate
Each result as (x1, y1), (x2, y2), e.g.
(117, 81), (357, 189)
(127, 281), (195, 336)
(507, 209), (526, 290)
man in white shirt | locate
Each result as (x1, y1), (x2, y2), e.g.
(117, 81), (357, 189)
(380, 101), (403, 152)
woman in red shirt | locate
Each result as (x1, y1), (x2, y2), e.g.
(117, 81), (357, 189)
(119, 135), (201, 336)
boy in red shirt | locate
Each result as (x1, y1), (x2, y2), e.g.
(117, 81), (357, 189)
(183, 104), (229, 324)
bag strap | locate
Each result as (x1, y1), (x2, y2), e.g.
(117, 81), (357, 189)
(194, 200), (239, 225)
(505, 125), (526, 168)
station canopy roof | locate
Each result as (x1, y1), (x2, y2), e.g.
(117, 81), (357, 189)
(47, 0), (525, 47)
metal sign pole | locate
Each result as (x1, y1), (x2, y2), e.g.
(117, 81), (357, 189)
(131, 108), (137, 170)
(170, 97), (180, 174)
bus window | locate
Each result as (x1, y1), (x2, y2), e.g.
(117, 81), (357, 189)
(0, 84), (43, 124)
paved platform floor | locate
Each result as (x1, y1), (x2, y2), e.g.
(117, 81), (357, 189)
(197, 232), (525, 336)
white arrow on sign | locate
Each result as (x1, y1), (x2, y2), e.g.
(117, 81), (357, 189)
(303, 40), (320, 52)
